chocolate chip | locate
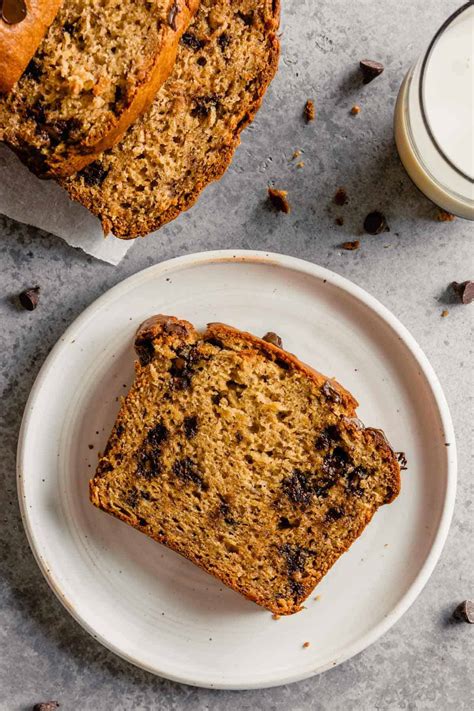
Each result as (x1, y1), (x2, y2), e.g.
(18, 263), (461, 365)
(163, 321), (188, 337)
(341, 240), (360, 251)
(359, 59), (384, 84)
(19, 286), (40, 310)
(217, 32), (230, 50)
(181, 32), (204, 50)
(304, 99), (315, 122)
(451, 281), (474, 305)
(197, 57), (207, 66)
(147, 422), (168, 447)
(127, 489), (138, 509)
(173, 457), (207, 489)
(333, 187), (348, 206)
(138, 517), (147, 527)
(2, 0), (27, 25)
(268, 187), (291, 213)
(315, 425), (339, 450)
(46, 118), (82, 145)
(183, 415), (198, 439)
(237, 10), (254, 26)
(322, 380), (341, 404)
(282, 469), (313, 507)
(326, 506), (344, 521)
(335, 216), (344, 226)
(322, 447), (352, 479)
(205, 336), (224, 349)
(364, 211), (389, 235)
(135, 336), (154, 366)
(33, 704), (59, 711)
(63, 20), (77, 35)
(263, 331), (283, 348)
(140, 491), (151, 501)
(167, 1), (179, 30)
(191, 94), (220, 118)
(79, 161), (109, 186)
(453, 600), (474, 623)
(396, 451), (408, 470)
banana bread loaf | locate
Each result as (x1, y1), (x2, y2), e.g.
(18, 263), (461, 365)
(0, 0), (63, 94)
(62, 0), (280, 238)
(0, 0), (199, 176)
(90, 315), (401, 615)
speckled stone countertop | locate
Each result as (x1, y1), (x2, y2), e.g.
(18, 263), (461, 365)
(1, 1), (472, 709)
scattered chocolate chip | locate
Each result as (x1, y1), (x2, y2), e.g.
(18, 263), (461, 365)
(304, 99), (315, 122)
(453, 600), (474, 623)
(19, 286), (40, 310)
(268, 187), (290, 213)
(217, 32), (230, 50)
(2, 0), (27, 25)
(350, 105), (361, 115)
(183, 415), (199, 439)
(173, 457), (207, 489)
(326, 506), (344, 522)
(335, 216), (344, 226)
(79, 160), (109, 186)
(181, 32), (204, 50)
(333, 187), (348, 206)
(437, 209), (456, 222)
(263, 331), (283, 348)
(33, 704), (59, 711)
(167, 0), (179, 30)
(282, 469), (313, 507)
(364, 211), (389, 235)
(341, 240), (360, 251)
(359, 59), (384, 84)
(322, 380), (341, 404)
(396, 451), (408, 470)
(451, 281), (474, 305)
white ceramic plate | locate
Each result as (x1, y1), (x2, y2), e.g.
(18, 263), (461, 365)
(17, 251), (456, 689)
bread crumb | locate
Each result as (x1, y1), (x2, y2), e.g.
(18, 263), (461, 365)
(304, 99), (315, 122)
(437, 210), (456, 222)
(303, 641), (310, 648)
(335, 217), (344, 226)
(314, 595), (321, 601)
(351, 105), (361, 115)
(296, 161), (305, 169)
(441, 309), (449, 318)
(272, 613), (281, 620)
(334, 187), (348, 206)
(341, 240), (360, 251)
(268, 187), (291, 214)
(292, 149), (302, 159)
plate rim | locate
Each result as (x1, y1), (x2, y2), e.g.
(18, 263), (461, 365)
(16, 249), (457, 689)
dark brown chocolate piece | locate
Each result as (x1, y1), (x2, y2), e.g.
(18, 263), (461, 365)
(173, 457), (207, 489)
(183, 415), (199, 439)
(19, 286), (40, 311)
(79, 161), (109, 187)
(364, 211), (389, 235)
(334, 187), (348, 206)
(263, 331), (283, 348)
(359, 59), (384, 84)
(268, 187), (290, 213)
(453, 600), (474, 623)
(451, 281), (474, 305)
(2, 0), (27, 25)
(181, 32), (204, 50)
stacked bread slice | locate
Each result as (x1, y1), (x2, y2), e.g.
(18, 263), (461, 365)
(0, 0), (281, 237)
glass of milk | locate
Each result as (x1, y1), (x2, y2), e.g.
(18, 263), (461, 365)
(394, 1), (474, 219)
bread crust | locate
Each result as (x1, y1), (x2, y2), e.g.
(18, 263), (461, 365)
(0, 0), (63, 94)
(62, 0), (281, 238)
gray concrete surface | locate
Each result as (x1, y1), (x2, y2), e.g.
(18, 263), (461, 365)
(1, 1), (473, 709)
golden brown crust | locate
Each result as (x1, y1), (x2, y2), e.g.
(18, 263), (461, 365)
(62, 0), (281, 238)
(90, 314), (401, 615)
(0, 0), (63, 94)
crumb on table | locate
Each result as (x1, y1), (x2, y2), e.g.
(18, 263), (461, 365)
(437, 210), (456, 222)
(268, 187), (291, 214)
(303, 641), (310, 648)
(441, 309), (449, 318)
(351, 105), (361, 115)
(304, 99), (315, 122)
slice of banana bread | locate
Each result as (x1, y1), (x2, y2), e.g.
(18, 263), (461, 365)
(90, 315), (401, 615)
(0, 0), (199, 177)
(62, 0), (280, 238)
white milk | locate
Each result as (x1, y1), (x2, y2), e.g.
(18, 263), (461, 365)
(394, 2), (474, 219)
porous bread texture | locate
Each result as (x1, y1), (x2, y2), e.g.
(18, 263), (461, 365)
(62, 0), (280, 238)
(90, 315), (401, 615)
(0, 0), (199, 176)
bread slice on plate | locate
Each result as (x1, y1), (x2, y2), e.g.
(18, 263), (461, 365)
(62, 0), (280, 238)
(0, 0), (199, 177)
(0, 0), (63, 94)
(90, 315), (401, 615)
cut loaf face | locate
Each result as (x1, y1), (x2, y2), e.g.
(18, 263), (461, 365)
(90, 315), (401, 615)
(0, 0), (199, 176)
(62, 0), (281, 238)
